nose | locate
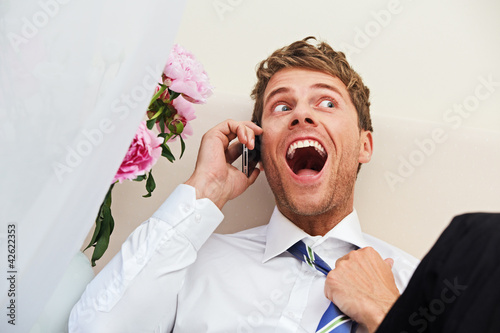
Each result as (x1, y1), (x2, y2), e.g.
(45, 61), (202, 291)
(288, 104), (317, 129)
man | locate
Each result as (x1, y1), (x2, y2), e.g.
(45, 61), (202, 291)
(69, 37), (418, 332)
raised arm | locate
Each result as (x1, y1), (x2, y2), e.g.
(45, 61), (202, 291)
(69, 120), (262, 332)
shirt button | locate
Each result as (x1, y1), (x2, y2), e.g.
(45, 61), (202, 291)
(182, 204), (191, 213)
(195, 214), (201, 222)
(98, 292), (108, 306)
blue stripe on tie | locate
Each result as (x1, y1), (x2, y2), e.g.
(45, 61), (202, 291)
(287, 240), (357, 333)
(317, 303), (356, 333)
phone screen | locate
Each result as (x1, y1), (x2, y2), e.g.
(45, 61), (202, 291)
(242, 135), (261, 177)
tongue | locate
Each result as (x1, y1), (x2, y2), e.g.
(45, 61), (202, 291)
(293, 157), (321, 176)
(295, 169), (319, 177)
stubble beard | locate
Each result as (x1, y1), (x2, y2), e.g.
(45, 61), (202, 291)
(263, 155), (358, 221)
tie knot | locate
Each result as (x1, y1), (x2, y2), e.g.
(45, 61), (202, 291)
(287, 240), (358, 332)
(287, 240), (331, 276)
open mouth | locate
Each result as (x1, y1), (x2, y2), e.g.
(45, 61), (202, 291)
(286, 139), (327, 175)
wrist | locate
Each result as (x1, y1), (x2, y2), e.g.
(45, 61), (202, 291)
(364, 310), (386, 333)
(363, 294), (398, 333)
(184, 173), (227, 210)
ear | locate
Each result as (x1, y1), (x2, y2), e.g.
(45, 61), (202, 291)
(358, 131), (373, 164)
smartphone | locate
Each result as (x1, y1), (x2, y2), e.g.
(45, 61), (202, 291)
(242, 135), (261, 177)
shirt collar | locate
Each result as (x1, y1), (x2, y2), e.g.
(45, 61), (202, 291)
(262, 207), (369, 263)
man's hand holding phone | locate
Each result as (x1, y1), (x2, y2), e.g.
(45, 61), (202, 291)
(242, 132), (261, 177)
(184, 119), (262, 210)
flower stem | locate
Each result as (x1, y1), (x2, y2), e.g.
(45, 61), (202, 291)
(150, 106), (164, 120)
(149, 84), (167, 108)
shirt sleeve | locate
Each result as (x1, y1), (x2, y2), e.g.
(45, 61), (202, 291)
(68, 184), (224, 333)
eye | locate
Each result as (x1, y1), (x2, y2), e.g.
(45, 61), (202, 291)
(318, 100), (335, 108)
(273, 104), (291, 112)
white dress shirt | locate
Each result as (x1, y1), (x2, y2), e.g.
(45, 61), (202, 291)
(69, 184), (419, 333)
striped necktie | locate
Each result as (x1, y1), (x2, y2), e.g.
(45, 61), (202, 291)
(287, 240), (357, 333)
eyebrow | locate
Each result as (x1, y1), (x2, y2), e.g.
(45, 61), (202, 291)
(264, 87), (290, 106)
(264, 83), (345, 107)
(310, 83), (344, 97)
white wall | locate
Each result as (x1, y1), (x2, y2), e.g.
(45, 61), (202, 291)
(84, 0), (500, 271)
(176, 0), (500, 131)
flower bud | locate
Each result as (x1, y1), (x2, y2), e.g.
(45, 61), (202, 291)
(168, 118), (184, 135)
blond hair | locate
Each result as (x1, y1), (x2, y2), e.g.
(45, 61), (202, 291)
(251, 37), (372, 133)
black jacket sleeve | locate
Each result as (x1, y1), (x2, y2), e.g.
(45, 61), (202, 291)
(376, 212), (500, 333)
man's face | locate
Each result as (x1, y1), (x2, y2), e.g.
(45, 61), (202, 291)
(260, 67), (373, 221)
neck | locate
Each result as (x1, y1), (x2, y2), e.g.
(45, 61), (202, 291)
(280, 201), (354, 236)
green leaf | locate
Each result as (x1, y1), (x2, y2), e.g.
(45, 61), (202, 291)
(90, 205), (112, 266)
(143, 170), (156, 198)
(168, 90), (180, 101)
(165, 104), (174, 118)
(84, 216), (101, 252)
(159, 114), (165, 133)
(83, 184), (115, 266)
(84, 184), (113, 251)
(149, 99), (162, 110)
(134, 174), (147, 182)
(161, 144), (175, 162)
(109, 205), (115, 235)
(180, 135), (186, 159)
(146, 118), (157, 130)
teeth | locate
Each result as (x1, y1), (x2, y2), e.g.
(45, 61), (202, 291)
(287, 139), (326, 159)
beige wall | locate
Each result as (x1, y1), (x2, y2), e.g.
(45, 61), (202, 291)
(83, 93), (500, 273)
(83, 0), (500, 272)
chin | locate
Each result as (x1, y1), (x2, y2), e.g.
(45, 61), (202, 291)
(280, 191), (335, 217)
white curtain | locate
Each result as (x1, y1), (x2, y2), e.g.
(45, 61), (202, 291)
(0, 0), (186, 331)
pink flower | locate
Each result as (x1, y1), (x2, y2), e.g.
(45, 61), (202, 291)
(163, 44), (213, 104)
(173, 96), (196, 138)
(156, 96), (196, 140)
(113, 121), (163, 183)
